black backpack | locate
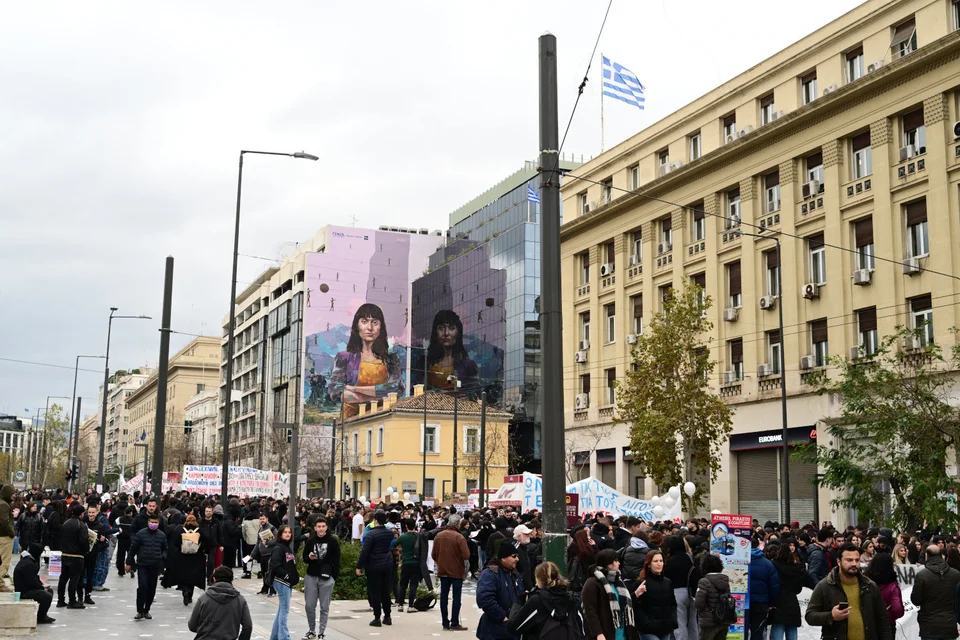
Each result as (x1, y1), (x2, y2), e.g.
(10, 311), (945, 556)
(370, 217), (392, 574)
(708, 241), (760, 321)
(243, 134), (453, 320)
(712, 592), (737, 625)
(413, 593), (437, 611)
(539, 607), (585, 640)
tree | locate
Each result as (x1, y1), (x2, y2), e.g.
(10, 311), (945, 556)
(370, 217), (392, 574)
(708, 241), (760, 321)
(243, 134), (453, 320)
(615, 284), (733, 512)
(459, 423), (512, 496)
(39, 403), (70, 488)
(794, 326), (960, 532)
(565, 424), (613, 483)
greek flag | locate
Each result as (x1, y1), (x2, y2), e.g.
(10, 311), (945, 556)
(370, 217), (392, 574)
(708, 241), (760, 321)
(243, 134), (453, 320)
(527, 185), (540, 204)
(602, 56), (645, 110)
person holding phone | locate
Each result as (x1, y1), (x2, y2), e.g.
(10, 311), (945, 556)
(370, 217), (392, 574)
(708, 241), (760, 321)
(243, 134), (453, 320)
(804, 542), (892, 640)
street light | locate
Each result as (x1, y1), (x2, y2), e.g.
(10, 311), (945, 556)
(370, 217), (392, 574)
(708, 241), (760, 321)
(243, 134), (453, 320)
(733, 228), (790, 523)
(98, 308), (152, 488)
(134, 442), (149, 497)
(446, 375), (462, 496)
(221, 149), (318, 504)
(69, 355), (105, 492)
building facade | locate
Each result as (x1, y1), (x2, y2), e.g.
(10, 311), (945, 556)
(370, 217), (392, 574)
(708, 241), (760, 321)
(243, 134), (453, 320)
(103, 370), (152, 473)
(125, 337), (220, 475)
(77, 413), (99, 485)
(184, 388), (218, 465)
(336, 387), (511, 501)
(560, 0), (960, 527)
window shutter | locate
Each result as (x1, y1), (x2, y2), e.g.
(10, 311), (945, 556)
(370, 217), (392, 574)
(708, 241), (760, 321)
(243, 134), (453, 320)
(905, 199), (927, 225)
(607, 368), (616, 386)
(582, 374), (591, 394)
(662, 217), (672, 232)
(766, 250), (780, 269)
(633, 296), (643, 318)
(911, 294), (932, 312)
(854, 218), (873, 247)
(808, 234), (824, 250)
(858, 307), (877, 332)
(606, 304), (615, 318)
(852, 132), (871, 152)
(728, 261), (742, 295)
(811, 319), (828, 344)
(890, 19), (916, 48)
(693, 273), (706, 289)
(730, 339), (743, 363)
(806, 151), (823, 169)
(723, 114), (737, 127)
(766, 171), (780, 188)
(801, 71), (817, 84)
(902, 109), (924, 132)
(768, 330), (781, 345)
(760, 94), (774, 108)
(693, 208), (704, 222)
(846, 46), (863, 60)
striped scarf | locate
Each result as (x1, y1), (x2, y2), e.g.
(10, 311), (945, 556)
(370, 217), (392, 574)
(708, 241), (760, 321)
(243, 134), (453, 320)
(593, 568), (634, 630)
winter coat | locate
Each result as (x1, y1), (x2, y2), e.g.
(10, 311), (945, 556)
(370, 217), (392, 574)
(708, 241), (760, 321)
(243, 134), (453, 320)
(582, 574), (638, 640)
(132, 508), (166, 535)
(127, 526), (168, 568)
(0, 485), (15, 538)
(13, 548), (44, 593)
(633, 571), (678, 637)
(769, 559), (804, 627)
(748, 547), (780, 604)
(117, 515), (134, 542)
(84, 514), (112, 554)
(241, 513), (261, 546)
(59, 517), (90, 557)
(167, 525), (207, 591)
(590, 524), (615, 551)
(911, 555), (960, 639)
(199, 516), (222, 550)
(876, 580), (904, 625)
(188, 581), (253, 640)
(477, 563), (525, 640)
(806, 543), (831, 585)
(17, 511), (43, 548)
(694, 572), (731, 629)
(269, 540), (300, 588)
(804, 566), (892, 640)
(43, 510), (62, 550)
(613, 527), (632, 551)
(357, 525), (395, 572)
(663, 546), (697, 597)
(432, 525), (470, 579)
(221, 516), (241, 550)
(619, 537), (650, 583)
(508, 586), (583, 640)
(303, 532), (341, 579)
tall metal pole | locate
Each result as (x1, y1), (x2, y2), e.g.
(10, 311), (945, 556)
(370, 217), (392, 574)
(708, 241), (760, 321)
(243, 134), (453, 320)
(452, 392), (458, 495)
(329, 421), (337, 500)
(421, 345), (428, 499)
(152, 256), (175, 497)
(97, 309), (117, 489)
(777, 238), (790, 524)
(221, 153), (244, 504)
(69, 356), (104, 491)
(143, 444), (149, 496)
(339, 401), (346, 500)
(289, 422), (299, 505)
(72, 397), (82, 489)
(478, 392), (487, 508)
(539, 32), (567, 567)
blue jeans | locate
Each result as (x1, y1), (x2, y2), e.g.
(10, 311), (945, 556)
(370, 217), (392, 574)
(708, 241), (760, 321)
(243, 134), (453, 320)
(440, 577), (463, 628)
(769, 625), (798, 640)
(271, 582), (292, 640)
(638, 634), (671, 640)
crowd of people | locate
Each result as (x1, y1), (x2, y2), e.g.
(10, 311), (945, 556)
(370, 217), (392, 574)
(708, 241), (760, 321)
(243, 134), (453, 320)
(2, 482), (960, 640)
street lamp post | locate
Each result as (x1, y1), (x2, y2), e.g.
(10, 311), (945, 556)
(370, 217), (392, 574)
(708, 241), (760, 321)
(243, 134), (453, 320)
(134, 442), (149, 496)
(69, 355), (105, 492)
(220, 149), (318, 504)
(735, 229), (790, 522)
(446, 375), (462, 496)
(98, 308), (152, 489)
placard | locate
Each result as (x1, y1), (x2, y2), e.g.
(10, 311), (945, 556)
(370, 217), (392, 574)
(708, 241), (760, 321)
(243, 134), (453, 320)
(711, 513), (752, 640)
(48, 551), (61, 578)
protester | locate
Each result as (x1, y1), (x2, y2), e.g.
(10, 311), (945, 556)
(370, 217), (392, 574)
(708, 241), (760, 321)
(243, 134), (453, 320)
(567, 527), (597, 593)
(57, 502), (90, 608)
(806, 528), (833, 585)
(477, 542), (525, 640)
(17, 501), (43, 552)
(13, 542), (55, 624)
(269, 525), (300, 640)
(620, 529), (650, 585)
(769, 543), (804, 640)
(252, 512), (278, 596)
(747, 537), (780, 640)
(508, 561), (583, 640)
(634, 549), (678, 640)
(116, 505), (135, 577)
(433, 513), (471, 631)
(126, 512), (168, 620)
(392, 517), (422, 613)
(891, 543), (909, 565)
(200, 505), (222, 583)
(694, 554), (732, 640)
(169, 513), (208, 605)
(805, 543), (892, 640)
(188, 565), (253, 640)
(302, 516), (341, 640)
(910, 544), (960, 640)
(863, 552), (903, 638)
(581, 547), (637, 640)
(357, 510), (396, 627)
(663, 535), (698, 640)
(0, 485), (16, 592)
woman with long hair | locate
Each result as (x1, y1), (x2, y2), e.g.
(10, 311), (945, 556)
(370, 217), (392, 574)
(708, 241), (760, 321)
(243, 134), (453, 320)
(892, 542), (909, 565)
(634, 550), (678, 640)
(582, 548), (637, 640)
(508, 561), (582, 640)
(566, 527), (597, 593)
(328, 303), (403, 417)
(860, 539), (876, 566)
(425, 310), (478, 392)
(662, 535), (698, 640)
(269, 525), (300, 640)
(864, 552), (903, 637)
(168, 514), (207, 606)
(769, 542), (804, 640)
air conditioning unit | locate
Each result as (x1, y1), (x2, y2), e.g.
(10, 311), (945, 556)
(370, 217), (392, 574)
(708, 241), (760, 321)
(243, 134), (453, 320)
(803, 283), (820, 299)
(802, 180), (821, 200)
(629, 254), (640, 266)
(600, 263), (615, 277)
(725, 134), (736, 144)
(849, 346), (860, 361)
(899, 145), (918, 162)
(822, 84), (838, 96)
(670, 161), (684, 171)
(799, 355), (816, 370)
(626, 334), (638, 345)
(903, 256), (921, 275)
(575, 393), (590, 410)
(771, 110), (784, 121)
(722, 371), (738, 385)
(757, 363), (773, 377)
(723, 307), (739, 322)
(867, 60), (884, 73)
(738, 126), (754, 138)
(579, 340), (590, 351)
(853, 269), (872, 285)
(575, 350), (588, 364)
(658, 164), (672, 177)
(904, 335), (921, 351)
(759, 295), (776, 310)
(953, 121), (960, 139)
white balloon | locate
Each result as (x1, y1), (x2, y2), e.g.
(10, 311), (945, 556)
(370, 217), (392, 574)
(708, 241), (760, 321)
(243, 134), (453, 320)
(403, 492), (411, 500)
(392, 492), (400, 500)
(359, 496), (366, 503)
(664, 496), (676, 509)
(653, 505), (664, 518)
(668, 486), (681, 500)
(386, 487), (394, 494)
(651, 495), (661, 506)
(683, 482), (696, 497)
(711, 509), (722, 514)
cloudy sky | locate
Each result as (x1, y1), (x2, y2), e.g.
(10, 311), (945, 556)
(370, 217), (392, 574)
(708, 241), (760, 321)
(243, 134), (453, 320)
(0, 0), (863, 422)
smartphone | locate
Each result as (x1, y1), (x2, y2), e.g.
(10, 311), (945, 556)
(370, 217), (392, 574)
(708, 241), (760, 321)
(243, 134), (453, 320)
(838, 602), (849, 611)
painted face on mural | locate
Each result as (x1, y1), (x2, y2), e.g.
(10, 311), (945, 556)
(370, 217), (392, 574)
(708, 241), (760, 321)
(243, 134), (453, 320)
(436, 322), (459, 350)
(358, 316), (381, 344)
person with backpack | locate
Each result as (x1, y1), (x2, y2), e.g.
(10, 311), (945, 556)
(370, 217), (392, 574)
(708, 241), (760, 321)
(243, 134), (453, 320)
(251, 512), (278, 596)
(240, 506), (262, 579)
(619, 530), (651, 588)
(188, 565), (253, 640)
(168, 514), (208, 606)
(746, 536), (780, 640)
(694, 554), (735, 640)
(581, 548), (637, 640)
(663, 535), (699, 640)
(358, 510), (398, 627)
(116, 506), (135, 577)
(508, 561), (584, 640)
(392, 518), (422, 612)
(567, 528), (597, 595)
(633, 550), (678, 640)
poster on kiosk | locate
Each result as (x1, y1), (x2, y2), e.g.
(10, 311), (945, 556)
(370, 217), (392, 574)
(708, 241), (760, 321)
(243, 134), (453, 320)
(710, 513), (752, 640)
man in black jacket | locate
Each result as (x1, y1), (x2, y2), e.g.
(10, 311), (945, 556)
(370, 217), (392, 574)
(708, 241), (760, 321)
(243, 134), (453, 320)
(131, 497), (165, 535)
(200, 505), (222, 584)
(125, 512), (167, 620)
(302, 517), (341, 640)
(911, 544), (960, 640)
(188, 565), (253, 640)
(805, 543), (892, 640)
(14, 543), (55, 624)
(56, 502), (89, 609)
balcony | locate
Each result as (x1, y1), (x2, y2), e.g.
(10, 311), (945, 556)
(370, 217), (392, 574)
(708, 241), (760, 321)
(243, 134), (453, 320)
(719, 226), (741, 250)
(576, 283), (591, 298)
(685, 240), (706, 263)
(841, 176), (873, 209)
(626, 257), (642, 281)
(797, 194), (826, 225)
(654, 246), (673, 271)
(892, 149), (926, 187)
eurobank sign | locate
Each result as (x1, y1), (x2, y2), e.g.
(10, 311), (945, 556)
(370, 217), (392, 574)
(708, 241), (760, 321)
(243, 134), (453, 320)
(728, 425), (817, 451)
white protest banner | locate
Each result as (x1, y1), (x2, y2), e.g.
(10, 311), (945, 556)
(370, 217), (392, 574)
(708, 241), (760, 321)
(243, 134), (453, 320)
(48, 551), (61, 578)
(180, 465), (286, 498)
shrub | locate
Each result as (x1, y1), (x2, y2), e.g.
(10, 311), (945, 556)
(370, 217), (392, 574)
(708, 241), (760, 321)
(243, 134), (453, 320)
(294, 539), (368, 600)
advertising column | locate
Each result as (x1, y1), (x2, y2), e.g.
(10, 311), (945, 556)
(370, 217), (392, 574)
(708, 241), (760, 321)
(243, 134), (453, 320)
(710, 513), (752, 640)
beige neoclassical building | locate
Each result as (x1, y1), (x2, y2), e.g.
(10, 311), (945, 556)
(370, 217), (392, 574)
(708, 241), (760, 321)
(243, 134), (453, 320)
(560, 0), (960, 527)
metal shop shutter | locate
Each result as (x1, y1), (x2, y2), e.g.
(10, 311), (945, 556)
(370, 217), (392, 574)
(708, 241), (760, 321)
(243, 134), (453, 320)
(737, 449), (779, 523)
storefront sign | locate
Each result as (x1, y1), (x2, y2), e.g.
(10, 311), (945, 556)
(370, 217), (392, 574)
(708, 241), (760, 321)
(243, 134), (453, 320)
(728, 426), (816, 451)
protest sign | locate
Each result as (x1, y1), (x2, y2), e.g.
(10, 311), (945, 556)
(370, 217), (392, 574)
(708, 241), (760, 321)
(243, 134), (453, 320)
(711, 513), (752, 640)
(179, 465), (287, 498)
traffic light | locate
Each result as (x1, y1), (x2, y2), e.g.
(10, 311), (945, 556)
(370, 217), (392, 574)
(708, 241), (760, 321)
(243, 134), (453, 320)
(344, 482), (350, 497)
(184, 420), (193, 436)
(66, 468), (73, 481)
(286, 428), (293, 444)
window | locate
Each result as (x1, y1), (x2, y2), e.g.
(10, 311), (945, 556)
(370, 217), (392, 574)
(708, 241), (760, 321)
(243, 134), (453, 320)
(366, 429), (372, 458)
(729, 339), (744, 381)
(765, 171), (781, 213)
(727, 261), (742, 308)
(905, 200), (928, 257)
(767, 330), (782, 374)
(604, 303), (616, 343)
(629, 165), (640, 190)
(808, 234), (826, 285)
(955, 0), (960, 30)
(846, 46), (864, 83)
(811, 319), (829, 366)
(464, 426), (479, 454)
(722, 113), (737, 143)
(854, 218), (875, 270)
(604, 241), (615, 271)
(760, 94), (775, 125)
(691, 207), (705, 242)
(890, 18), (917, 59)
(377, 426), (384, 454)
(631, 231), (642, 264)
(601, 178), (613, 203)
(689, 132), (702, 160)
(857, 307), (878, 356)
(658, 149), (670, 172)
(578, 192), (588, 215)
(196, 383), (206, 393)
(851, 131), (872, 179)
(631, 295), (643, 335)
(424, 478), (435, 499)
(901, 108), (926, 153)
(764, 250), (780, 296)
(377, 478), (382, 498)
(725, 188), (741, 229)
(805, 151), (824, 190)
(801, 71), (818, 105)
(659, 218), (673, 251)
(580, 373), (591, 395)
(910, 294), (933, 345)
(659, 284), (673, 309)
(579, 253), (590, 285)
(580, 312), (591, 344)
(465, 478), (478, 492)
(605, 368), (616, 405)
(422, 425), (438, 453)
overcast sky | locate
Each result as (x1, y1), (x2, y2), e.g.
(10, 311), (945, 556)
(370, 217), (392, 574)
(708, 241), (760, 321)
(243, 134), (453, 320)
(0, 0), (863, 422)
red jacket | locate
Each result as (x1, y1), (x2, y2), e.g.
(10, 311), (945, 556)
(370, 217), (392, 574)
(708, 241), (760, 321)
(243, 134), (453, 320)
(878, 580), (904, 625)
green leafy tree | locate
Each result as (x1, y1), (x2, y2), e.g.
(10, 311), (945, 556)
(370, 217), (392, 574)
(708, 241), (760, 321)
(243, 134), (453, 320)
(795, 326), (960, 532)
(39, 403), (71, 487)
(615, 284), (733, 511)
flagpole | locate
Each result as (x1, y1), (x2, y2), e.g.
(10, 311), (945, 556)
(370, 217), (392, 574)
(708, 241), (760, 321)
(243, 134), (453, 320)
(600, 52), (605, 153)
